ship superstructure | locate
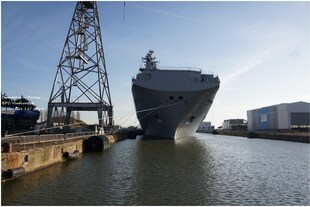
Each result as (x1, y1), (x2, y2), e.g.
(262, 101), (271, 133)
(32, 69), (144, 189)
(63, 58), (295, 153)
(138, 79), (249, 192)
(132, 50), (220, 139)
(1, 94), (40, 131)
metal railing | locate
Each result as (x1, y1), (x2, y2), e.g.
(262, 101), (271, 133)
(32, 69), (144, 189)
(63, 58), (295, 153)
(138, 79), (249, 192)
(2, 132), (95, 151)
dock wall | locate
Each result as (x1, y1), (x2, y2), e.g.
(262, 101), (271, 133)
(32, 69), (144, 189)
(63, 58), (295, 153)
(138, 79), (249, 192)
(2, 139), (84, 179)
(248, 131), (309, 143)
(213, 130), (309, 143)
(106, 132), (135, 143)
(1, 130), (142, 181)
(1, 134), (107, 180)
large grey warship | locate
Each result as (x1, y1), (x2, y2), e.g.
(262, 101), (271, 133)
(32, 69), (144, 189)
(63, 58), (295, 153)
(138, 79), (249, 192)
(132, 50), (220, 139)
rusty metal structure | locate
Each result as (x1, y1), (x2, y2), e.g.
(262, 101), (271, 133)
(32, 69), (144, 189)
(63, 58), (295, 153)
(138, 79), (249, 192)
(47, 1), (113, 130)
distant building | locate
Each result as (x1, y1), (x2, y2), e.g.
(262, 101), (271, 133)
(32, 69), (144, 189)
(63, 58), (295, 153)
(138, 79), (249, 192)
(197, 121), (214, 132)
(222, 119), (247, 130)
(247, 101), (310, 132)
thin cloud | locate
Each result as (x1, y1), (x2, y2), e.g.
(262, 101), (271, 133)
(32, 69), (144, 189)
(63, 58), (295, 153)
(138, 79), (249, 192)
(130, 3), (209, 25)
(221, 47), (275, 85)
(221, 33), (304, 86)
(239, 20), (268, 36)
(239, 19), (304, 43)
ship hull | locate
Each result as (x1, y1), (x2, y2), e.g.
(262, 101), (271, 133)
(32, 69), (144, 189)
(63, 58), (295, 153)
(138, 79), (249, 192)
(132, 84), (219, 139)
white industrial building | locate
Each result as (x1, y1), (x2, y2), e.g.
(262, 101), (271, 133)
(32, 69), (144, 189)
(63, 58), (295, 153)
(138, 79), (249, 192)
(247, 101), (310, 131)
(197, 121), (214, 132)
(222, 119), (247, 130)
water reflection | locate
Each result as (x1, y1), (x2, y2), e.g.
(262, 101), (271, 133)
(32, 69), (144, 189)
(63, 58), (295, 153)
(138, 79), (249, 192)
(133, 136), (217, 205)
(2, 134), (309, 205)
(2, 158), (82, 205)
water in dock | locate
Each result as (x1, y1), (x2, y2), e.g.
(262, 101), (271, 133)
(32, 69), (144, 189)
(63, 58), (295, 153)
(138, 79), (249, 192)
(2, 133), (309, 205)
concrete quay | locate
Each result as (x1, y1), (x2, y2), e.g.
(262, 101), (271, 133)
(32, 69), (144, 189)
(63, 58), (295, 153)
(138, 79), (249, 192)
(1, 130), (142, 181)
(211, 130), (310, 143)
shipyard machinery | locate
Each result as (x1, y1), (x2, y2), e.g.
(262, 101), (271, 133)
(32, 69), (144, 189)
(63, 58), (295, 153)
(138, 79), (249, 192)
(47, 1), (113, 130)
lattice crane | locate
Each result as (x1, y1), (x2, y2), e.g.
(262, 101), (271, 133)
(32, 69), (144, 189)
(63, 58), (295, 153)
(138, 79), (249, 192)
(46, 1), (113, 130)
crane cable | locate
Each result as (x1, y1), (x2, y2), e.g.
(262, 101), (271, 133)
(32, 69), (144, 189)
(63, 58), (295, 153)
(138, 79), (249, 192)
(123, 2), (126, 20)
(3, 101), (184, 138)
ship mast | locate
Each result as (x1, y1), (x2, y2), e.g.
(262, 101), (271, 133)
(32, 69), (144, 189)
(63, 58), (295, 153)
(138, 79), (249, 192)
(142, 50), (158, 70)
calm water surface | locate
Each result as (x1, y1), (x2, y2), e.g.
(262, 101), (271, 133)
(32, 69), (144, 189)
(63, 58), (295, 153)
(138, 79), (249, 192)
(2, 134), (310, 205)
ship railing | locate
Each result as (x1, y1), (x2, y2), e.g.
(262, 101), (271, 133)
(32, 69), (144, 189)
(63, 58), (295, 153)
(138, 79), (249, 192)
(203, 70), (214, 75)
(136, 66), (217, 75)
(132, 66), (219, 81)
(158, 66), (202, 72)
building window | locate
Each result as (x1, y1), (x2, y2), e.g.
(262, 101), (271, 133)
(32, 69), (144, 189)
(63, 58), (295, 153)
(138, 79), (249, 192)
(170, 96), (174, 100)
(178, 96), (183, 100)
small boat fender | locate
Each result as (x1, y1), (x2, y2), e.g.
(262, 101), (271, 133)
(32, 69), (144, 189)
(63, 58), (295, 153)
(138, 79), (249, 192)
(2, 167), (26, 179)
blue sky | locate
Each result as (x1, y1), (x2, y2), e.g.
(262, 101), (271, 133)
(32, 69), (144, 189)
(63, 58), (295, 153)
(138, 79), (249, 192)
(1, 1), (309, 128)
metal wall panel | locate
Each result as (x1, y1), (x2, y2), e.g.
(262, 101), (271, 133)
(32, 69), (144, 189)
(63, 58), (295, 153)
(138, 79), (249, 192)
(277, 104), (289, 129)
(247, 110), (253, 131)
(258, 107), (270, 129)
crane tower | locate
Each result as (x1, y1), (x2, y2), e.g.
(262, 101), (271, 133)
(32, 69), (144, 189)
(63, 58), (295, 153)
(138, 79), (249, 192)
(46, 1), (113, 130)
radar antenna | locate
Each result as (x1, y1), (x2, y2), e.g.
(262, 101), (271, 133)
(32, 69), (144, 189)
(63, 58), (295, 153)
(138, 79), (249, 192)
(142, 49), (158, 70)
